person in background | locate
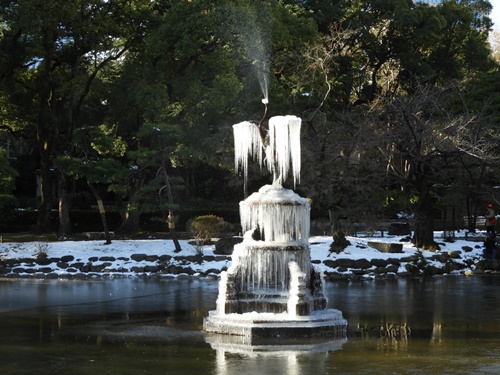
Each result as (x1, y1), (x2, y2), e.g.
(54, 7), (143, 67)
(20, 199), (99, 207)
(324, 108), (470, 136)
(485, 203), (496, 237)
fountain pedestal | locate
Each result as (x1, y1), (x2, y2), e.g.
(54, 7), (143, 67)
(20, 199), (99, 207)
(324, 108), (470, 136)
(204, 184), (347, 338)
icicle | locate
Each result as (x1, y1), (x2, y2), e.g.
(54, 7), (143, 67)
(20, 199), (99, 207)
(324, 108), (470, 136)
(240, 184), (310, 243)
(233, 121), (264, 181)
(268, 116), (301, 187)
(236, 246), (311, 292)
(233, 116), (301, 187)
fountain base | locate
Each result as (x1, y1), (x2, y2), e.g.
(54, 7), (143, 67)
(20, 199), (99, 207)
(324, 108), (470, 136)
(204, 309), (347, 338)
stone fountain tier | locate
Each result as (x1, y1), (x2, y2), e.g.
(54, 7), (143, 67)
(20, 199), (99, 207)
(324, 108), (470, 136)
(218, 241), (327, 315)
(203, 309), (347, 338)
(240, 184), (310, 243)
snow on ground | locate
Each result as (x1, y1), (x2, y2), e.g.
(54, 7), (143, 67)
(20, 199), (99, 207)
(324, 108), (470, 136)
(0, 229), (489, 278)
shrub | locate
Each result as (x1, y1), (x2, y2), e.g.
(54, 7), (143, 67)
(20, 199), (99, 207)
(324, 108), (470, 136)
(35, 242), (50, 259)
(188, 215), (226, 254)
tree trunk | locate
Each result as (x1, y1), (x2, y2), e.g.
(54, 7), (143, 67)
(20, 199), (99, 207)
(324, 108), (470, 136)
(58, 171), (72, 236)
(88, 182), (112, 245)
(328, 207), (350, 253)
(160, 165), (182, 253)
(35, 159), (55, 233)
(413, 178), (436, 249)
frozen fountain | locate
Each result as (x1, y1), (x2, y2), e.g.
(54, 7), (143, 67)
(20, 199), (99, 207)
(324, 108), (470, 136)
(204, 107), (347, 337)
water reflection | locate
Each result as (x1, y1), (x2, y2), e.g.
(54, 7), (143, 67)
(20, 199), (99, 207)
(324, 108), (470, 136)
(206, 334), (346, 375)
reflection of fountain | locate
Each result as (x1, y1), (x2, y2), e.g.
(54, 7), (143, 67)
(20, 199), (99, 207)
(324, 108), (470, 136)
(204, 111), (347, 337)
(206, 334), (346, 375)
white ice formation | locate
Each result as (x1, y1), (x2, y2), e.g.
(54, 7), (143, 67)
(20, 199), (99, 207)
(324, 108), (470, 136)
(233, 115), (301, 187)
(240, 184), (310, 243)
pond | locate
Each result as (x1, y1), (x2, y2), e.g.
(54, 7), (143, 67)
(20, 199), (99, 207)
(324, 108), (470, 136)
(0, 275), (499, 374)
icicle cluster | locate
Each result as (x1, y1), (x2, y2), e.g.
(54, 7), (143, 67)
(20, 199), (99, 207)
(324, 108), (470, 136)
(235, 246), (311, 291)
(233, 121), (264, 182)
(268, 116), (301, 187)
(240, 184), (310, 243)
(233, 116), (301, 186)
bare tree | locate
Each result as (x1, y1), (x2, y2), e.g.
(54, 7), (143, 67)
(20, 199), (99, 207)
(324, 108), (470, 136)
(373, 85), (484, 248)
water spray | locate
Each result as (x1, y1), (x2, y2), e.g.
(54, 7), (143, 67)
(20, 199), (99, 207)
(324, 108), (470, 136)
(258, 98), (269, 146)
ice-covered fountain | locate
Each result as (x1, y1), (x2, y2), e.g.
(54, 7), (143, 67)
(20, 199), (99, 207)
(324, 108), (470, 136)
(204, 103), (347, 337)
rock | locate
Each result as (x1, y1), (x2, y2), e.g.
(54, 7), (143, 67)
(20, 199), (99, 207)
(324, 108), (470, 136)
(90, 263), (111, 272)
(131, 254), (147, 262)
(99, 256), (116, 262)
(81, 263), (91, 272)
(386, 265), (399, 273)
(461, 246), (473, 252)
(387, 258), (401, 266)
(430, 253), (449, 262)
(371, 258), (388, 267)
(352, 269), (367, 275)
(425, 265), (441, 276)
(204, 268), (221, 275)
(336, 258), (355, 268)
(324, 272), (344, 280)
(323, 260), (337, 268)
(61, 255), (74, 262)
(354, 258), (372, 269)
(144, 265), (160, 272)
(367, 241), (403, 253)
(447, 251), (462, 259)
(167, 265), (195, 275)
(214, 237), (243, 255)
(35, 258), (52, 265)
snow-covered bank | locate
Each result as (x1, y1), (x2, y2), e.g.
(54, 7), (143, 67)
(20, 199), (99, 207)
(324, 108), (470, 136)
(0, 231), (497, 280)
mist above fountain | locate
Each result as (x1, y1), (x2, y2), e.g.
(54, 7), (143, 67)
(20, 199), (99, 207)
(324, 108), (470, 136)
(204, 109), (347, 337)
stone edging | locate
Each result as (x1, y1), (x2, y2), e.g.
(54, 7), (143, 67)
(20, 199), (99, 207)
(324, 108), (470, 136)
(1, 247), (499, 281)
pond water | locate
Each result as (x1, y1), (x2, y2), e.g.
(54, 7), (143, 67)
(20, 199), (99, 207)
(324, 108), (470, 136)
(1, 275), (499, 374)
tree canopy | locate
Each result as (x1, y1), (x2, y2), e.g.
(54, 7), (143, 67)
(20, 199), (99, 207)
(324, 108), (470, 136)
(0, 0), (498, 250)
